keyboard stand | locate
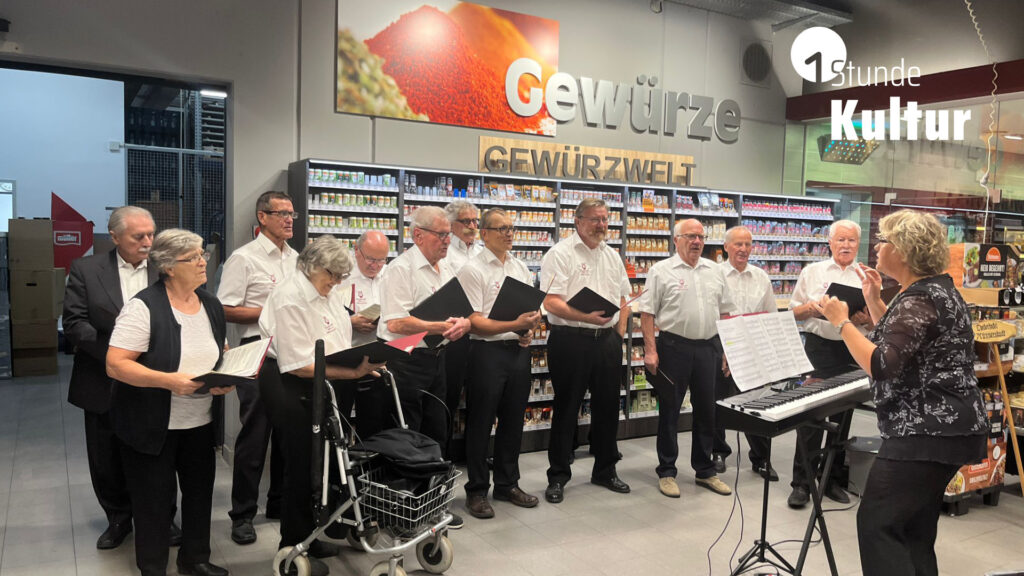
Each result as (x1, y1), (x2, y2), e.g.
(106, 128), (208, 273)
(793, 410), (854, 576)
(731, 441), (796, 576)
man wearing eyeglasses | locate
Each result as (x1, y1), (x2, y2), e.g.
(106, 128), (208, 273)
(442, 201), (482, 456)
(639, 218), (736, 499)
(540, 198), (632, 504)
(335, 230), (391, 439)
(786, 219), (869, 509)
(458, 208), (542, 519)
(216, 191), (298, 545)
(378, 205), (473, 528)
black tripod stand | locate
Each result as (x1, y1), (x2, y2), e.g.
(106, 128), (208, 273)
(731, 440), (796, 575)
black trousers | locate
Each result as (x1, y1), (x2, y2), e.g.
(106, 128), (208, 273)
(444, 337), (472, 455)
(792, 333), (856, 490)
(546, 326), (622, 485)
(336, 374), (394, 441)
(711, 362), (770, 466)
(654, 333), (718, 480)
(230, 334), (283, 521)
(259, 359), (332, 548)
(464, 340), (531, 496)
(857, 458), (960, 576)
(386, 349), (449, 453)
(84, 409), (133, 526)
(121, 423), (215, 576)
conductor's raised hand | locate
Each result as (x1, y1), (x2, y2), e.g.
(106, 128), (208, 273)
(442, 317), (472, 341)
(166, 373), (203, 396)
(856, 263), (882, 302)
(813, 295), (849, 326)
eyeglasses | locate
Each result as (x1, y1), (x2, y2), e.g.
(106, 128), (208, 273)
(578, 216), (609, 224)
(483, 226), (516, 235)
(455, 218), (480, 227)
(876, 235), (890, 244)
(675, 233), (706, 242)
(418, 228), (451, 242)
(176, 251), (211, 264)
(261, 210), (299, 220)
(357, 247), (387, 265)
(323, 267), (350, 283)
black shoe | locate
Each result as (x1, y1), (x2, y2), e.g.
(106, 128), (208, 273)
(616, 451), (623, 461)
(175, 561), (229, 576)
(568, 451), (575, 465)
(465, 494), (495, 519)
(308, 539), (340, 558)
(590, 475), (630, 494)
(752, 462), (779, 482)
(447, 512), (464, 530)
(265, 500), (282, 521)
(788, 486), (810, 509)
(230, 519), (257, 545)
(169, 521), (183, 547)
(545, 482), (564, 503)
(713, 454), (727, 474)
(824, 483), (850, 504)
(96, 522), (132, 550)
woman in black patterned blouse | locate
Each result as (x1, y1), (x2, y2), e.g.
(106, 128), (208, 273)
(813, 209), (987, 576)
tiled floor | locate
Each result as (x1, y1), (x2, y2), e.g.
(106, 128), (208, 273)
(3, 359), (1024, 575)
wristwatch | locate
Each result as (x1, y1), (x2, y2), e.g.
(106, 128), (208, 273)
(836, 319), (852, 333)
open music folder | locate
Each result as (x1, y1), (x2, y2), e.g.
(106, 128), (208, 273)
(716, 311), (814, 391)
(409, 278), (474, 348)
(193, 337), (273, 394)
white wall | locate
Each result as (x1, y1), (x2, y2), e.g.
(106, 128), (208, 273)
(0, 68), (124, 228)
(301, 0), (791, 194)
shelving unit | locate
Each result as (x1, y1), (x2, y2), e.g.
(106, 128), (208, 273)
(289, 159), (838, 452)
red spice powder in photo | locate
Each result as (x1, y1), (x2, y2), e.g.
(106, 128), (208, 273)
(366, 5), (541, 133)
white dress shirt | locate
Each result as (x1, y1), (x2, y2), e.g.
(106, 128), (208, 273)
(444, 236), (481, 274)
(638, 254), (736, 340)
(540, 232), (630, 328)
(116, 252), (149, 304)
(259, 272), (353, 374)
(720, 261), (776, 315)
(789, 258), (866, 340)
(217, 233), (298, 339)
(336, 264), (387, 346)
(459, 247), (534, 342)
(377, 245), (456, 345)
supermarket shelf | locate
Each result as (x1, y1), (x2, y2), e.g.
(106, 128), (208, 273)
(513, 241), (555, 248)
(675, 209), (740, 218)
(308, 182), (400, 193)
(625, 251), (671, 257)
(743, 210), (834, 221)
(751, 235), (829, 243)
(310, 204), (398, 214)
(308, 226), (398, 236)
(628, 229), (672, 236)
(513, 221), (557, 229)
(975, 360), (1013, 379)
(750, 255), (829, 262)
(405, 193), (557, 209)
(531, 366), (549, 374)
(560, 199), (624, 208)
(626, 207), (673, 214)
(768, 275), (800, 281)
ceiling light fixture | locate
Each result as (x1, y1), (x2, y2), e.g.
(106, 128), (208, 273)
(817, 135), (880, 165)
(200, 89), (228, 99)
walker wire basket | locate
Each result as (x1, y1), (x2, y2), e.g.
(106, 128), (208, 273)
(357, 465), (461, 538)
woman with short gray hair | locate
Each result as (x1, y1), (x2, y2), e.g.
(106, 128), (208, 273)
(258, 236), (383, 574)
(107, 229), (228, 576)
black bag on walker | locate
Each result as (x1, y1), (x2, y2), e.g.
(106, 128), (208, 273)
(358, 428), (453, 494)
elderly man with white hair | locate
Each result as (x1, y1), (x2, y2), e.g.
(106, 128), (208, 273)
(378, 205), (473, 528)
(786, 219), (872, 509)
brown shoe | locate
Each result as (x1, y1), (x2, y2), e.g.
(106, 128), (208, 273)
(465, 494), (494, 519)
(493, 486), (539, 508)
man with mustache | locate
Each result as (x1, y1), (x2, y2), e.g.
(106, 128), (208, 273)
(786, 219), (871, 509)
(540, 198), (631, 503)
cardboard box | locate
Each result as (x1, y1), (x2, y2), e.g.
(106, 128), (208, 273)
(12, 346), (58, 377)
(11, 320), (57, 349)
(10, 268), (66, 322)
(945, 436), (1007, 496)
(7, 219), (53, 270)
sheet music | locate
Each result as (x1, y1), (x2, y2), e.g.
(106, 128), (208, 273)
(214, 338), (271, 377)
(355, 303), (381, 322)
(717, 311), (813, 392)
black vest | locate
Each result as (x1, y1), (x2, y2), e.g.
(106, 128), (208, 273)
(110, 281), (226, 455)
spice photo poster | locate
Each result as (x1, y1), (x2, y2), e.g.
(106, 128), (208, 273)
(337, 1), (559, 135)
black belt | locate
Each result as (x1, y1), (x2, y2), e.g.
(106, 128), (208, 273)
(239, 335), (261, 345)
(551, 325), (616, 339)
(658, 331), (715, 346)
(411, 346), (447, 358)
(476, 338), (522, 348)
